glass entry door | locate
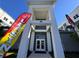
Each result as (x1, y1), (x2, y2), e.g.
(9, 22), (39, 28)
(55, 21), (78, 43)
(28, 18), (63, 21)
(35, 39), (46, 51)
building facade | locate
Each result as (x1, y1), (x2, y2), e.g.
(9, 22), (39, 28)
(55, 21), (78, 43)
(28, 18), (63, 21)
(0, 8), (15, 38)
(1, 0), (79, 58)
(0, 8), (15, 27)
(59, 6), (79, 31)
(58, 6), (79, 57)
(17, 0), (64, 58)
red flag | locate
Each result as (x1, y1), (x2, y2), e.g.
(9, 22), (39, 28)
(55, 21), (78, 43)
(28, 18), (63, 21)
(66, 14), (75, 25)
(66, 14), (79, 37)
(4, 13), (31, 35)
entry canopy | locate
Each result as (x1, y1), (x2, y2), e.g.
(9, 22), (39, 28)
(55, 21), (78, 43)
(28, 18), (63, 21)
(28, 0), (56, 5)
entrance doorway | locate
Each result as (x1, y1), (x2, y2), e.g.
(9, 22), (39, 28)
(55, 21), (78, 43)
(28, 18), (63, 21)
(35, 39), (46, 52)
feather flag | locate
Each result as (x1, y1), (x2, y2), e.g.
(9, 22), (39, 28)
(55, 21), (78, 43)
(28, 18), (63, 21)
(0, 13), (31, 56)
(66, 14), (79, 37)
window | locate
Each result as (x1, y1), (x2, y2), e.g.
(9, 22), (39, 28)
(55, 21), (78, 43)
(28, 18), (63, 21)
(36, 19), (46, 20)
(9, 21), (13, 24)
(35, 26), (46, 30)
(73, 14), (79, 19)
(4, 17), (8, 21)
(35, 32), (46, 39)
(41, 41), (44, 49)
(37, 40), (40, 49)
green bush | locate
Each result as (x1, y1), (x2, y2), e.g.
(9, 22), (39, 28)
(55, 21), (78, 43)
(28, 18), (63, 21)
(70, 32), (79, 41)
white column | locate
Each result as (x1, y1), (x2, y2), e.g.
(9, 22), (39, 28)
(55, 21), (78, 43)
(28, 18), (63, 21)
(17, 22), (31, 58)
(50, 5), (64, 58)
(47, 32), (52, 52)
(51, 24), (64, 58)
(27, 7), (33, 20)
(30, 31), (35, 51)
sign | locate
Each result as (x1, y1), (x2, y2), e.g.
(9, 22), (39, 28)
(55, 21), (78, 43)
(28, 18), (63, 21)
(0, 13), (31, 55)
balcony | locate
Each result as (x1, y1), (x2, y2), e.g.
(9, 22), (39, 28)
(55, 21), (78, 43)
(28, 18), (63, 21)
(29, 20), (51, 25)
(28, 0), (56, 5)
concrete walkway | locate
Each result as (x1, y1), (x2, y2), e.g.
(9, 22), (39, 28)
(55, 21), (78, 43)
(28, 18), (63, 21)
(28, 52), (51, 58)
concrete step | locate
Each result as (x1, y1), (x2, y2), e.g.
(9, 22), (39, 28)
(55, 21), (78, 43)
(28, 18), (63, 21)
(28, 52), (51, 58)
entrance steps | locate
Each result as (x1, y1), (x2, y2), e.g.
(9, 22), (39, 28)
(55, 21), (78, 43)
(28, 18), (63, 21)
(28, 52), (52, 58)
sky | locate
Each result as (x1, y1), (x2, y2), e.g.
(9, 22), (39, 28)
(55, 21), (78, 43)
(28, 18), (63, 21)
(55, 0), (79, 25)
(0, 0), (79, 26)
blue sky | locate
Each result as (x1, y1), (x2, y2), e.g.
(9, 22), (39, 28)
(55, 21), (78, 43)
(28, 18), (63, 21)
(0, 0), (79, 26)
(55, 0), (79, 25)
